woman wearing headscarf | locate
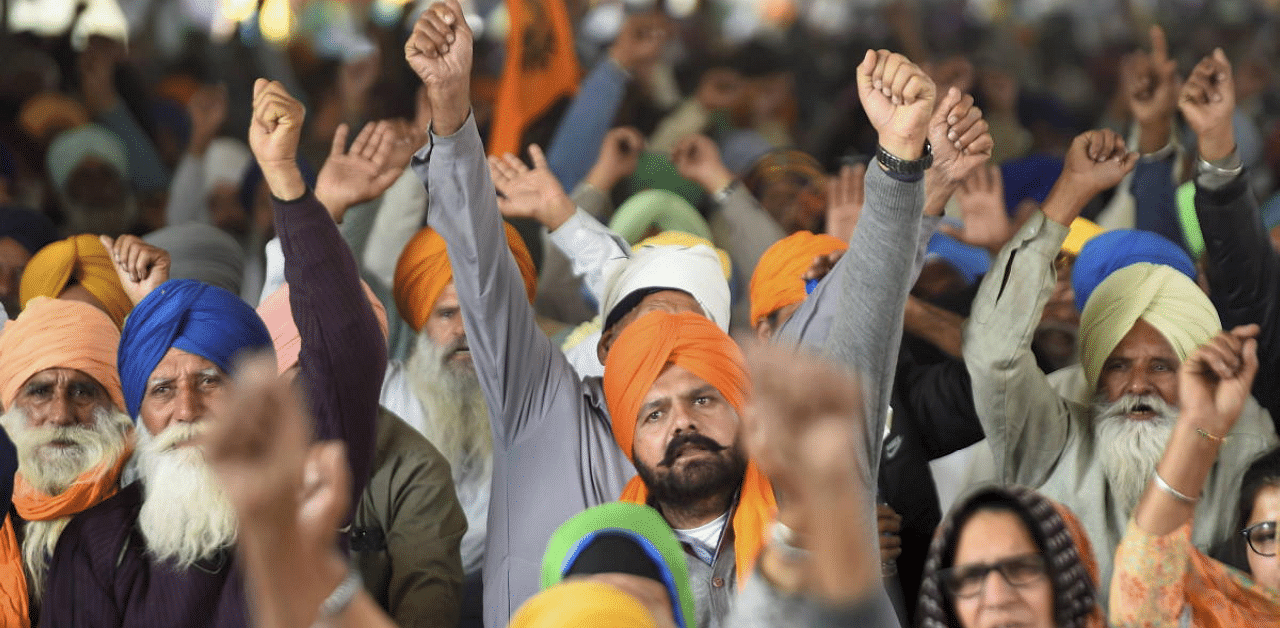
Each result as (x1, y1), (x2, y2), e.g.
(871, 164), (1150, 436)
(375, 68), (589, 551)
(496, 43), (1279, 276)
(1110, 325), (1280, 627)
(917, 485), (1105, 628)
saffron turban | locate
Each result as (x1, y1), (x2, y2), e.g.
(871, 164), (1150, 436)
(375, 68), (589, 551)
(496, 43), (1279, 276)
(394, 224), (536, 332)
(19, 234), (132, 328)
(600, 239), (732, 333)
(18, 92), (90, 143)
(143, 223), (245, 295)
(1079, 263), (1220, 390)
(118, 279), (273, 418)
(603, 311), (774, 586)
(1072, 229), (1196, 313)
(608, 190), (714, 245)
(510, 581), (659, 628)
(257, 282), (389, 375)
(0, 297), (124, 412)
(1061, 217), (1104, 257)
(45, 124), (129, 194)
(749, 230), (847, 325)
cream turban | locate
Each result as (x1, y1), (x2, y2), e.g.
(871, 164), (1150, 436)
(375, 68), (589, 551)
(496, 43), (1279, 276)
(1079, 263), (1221, 390)
(600, 240), (731, 333)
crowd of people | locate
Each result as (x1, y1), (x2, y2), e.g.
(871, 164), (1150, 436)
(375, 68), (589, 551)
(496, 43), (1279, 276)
(5, 0), (1280, 626)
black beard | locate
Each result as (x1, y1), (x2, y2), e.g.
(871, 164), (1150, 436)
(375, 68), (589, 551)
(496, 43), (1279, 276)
(634, 432), (747, 510)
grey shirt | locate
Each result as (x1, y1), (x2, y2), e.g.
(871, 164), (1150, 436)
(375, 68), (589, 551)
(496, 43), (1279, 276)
(414, 115), (921, 628)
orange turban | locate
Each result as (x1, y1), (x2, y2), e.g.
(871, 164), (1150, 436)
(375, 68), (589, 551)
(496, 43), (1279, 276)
(257, 282), (389, 375)
(510, 581), (658, 628)
(749, 231), (848, 326)
(19, 234), (132, 328)
(603, 311), (774, 587)
(0, 296), (125, 412)
(393, 224), (536, 332)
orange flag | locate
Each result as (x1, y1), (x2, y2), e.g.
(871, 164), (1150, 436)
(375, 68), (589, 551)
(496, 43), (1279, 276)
(488, 0), (580, 157)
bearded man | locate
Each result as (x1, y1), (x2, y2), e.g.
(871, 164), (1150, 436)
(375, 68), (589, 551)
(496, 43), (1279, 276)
(0, 298), (132, 625)
(963, 128), (1278, 600)
(406, 5), (933, 624)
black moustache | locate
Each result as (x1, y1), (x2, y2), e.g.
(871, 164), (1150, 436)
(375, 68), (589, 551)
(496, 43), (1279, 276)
(659, 433), (725, 467)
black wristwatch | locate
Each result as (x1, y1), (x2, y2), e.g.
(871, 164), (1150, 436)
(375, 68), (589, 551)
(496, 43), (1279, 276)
(876, 140), (933, 175)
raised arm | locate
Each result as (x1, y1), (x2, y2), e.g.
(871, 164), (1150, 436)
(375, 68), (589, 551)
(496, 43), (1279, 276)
(406, 0), (584, 445)
(964, 129), (1137, 485)
(1111, 325), (1259, 625)
(249, 78), (388, 508)
(1181, 48), (1280, 425)
(1124, 26), (1187, 249)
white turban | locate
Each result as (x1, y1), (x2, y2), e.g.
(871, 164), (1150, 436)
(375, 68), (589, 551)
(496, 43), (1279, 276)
(204, 138), (252, 194)
(1079, 262), (1221, 390)
(600, 242), (732, 333)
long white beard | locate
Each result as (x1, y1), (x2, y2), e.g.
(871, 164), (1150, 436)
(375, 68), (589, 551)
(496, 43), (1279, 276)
(135, 422), (237, 568)
(407, 332), (493, 480)
(0, 406), (132, 594)
(1094, 393), (1178, 515)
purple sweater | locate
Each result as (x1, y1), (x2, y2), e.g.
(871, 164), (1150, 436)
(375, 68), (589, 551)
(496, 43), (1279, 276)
(39, 192), (386, 627)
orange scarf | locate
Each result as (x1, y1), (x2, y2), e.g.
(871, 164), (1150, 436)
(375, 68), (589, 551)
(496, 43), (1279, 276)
(604, 311), (775, 587)
(1184, 541), (1280, 626)
(0, 441), (133, 628)
(620, 462), (775, 588)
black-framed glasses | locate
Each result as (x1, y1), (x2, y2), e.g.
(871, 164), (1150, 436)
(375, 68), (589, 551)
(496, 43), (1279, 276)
(938, 553), (1047, 598)
(1240, 521), (1277, 557)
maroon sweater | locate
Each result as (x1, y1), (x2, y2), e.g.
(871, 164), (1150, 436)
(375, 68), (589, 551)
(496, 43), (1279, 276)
(39, 192), (386, 627)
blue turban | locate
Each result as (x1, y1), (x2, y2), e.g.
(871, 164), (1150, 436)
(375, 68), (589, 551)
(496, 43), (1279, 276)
(925, 227), (991, 286)
(1072, 229), (1196, 313)
(118, 279), (273, 418)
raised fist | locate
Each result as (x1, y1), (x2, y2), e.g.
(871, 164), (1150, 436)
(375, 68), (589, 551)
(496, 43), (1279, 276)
(1061, 129), (1138, 197)
(1179, 48), (1236, 162)
(856, 50), (936, 160)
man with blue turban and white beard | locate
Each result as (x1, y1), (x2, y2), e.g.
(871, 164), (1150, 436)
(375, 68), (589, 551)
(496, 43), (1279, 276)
(964, 127), (1278, 603)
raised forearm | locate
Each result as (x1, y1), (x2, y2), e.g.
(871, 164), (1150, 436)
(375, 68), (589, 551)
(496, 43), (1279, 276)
(904, 295), (964, 359)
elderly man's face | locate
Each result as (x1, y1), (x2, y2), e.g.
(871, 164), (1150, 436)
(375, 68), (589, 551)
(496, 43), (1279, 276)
(598, 290), (705, 363)
(423, 283), (471, 371)
(12, 368), (111, 429)
(0, 237), (30, 317)
(631, 364), (746, 509)
(139, 349), (227, 437)
(1097, 318), (1180, 409)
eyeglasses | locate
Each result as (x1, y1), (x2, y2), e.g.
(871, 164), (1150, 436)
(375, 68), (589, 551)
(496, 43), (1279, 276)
(1240, 521), (1277, 557)
(938, 553), (1047, 598)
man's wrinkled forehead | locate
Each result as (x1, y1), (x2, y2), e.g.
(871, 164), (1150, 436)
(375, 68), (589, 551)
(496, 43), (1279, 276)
(605, 288), (704, 332)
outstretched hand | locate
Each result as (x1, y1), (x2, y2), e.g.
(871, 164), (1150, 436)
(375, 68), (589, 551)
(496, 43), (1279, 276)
(314, 121), (401, 223)
(946, 164), (1012, 253)
(924, 86), (994, 215)
(487, 144), (575, 230)
(405, 0), (473, 137)
(856, 49), (936, 160)
(99, 235), (170, 305)
(825, 163), (865, 242)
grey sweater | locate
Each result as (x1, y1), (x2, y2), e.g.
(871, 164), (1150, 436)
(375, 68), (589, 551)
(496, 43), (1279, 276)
(414, 115), (920, 628)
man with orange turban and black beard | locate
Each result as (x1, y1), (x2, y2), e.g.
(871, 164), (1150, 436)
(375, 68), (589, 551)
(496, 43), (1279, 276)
(407, 2), (941, 625)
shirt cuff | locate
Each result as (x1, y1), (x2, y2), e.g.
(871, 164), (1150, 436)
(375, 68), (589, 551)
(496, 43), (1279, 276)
(1018, 211), (1071, 258)
(547, 208), (597, 248)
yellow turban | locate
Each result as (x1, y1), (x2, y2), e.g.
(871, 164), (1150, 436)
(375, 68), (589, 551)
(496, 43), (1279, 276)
(510, 581), (659, 628)
(1079, 263), (1220, 390)
(1062, 217), (1104, 256)
(749, 230), (847, 325)
(19, 234), (132, 328)
(393, 224), (536, 332)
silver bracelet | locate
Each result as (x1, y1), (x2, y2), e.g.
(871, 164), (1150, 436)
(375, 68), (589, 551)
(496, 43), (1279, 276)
(1153, 471), (1198, 504)
(318, 566), (363, 619)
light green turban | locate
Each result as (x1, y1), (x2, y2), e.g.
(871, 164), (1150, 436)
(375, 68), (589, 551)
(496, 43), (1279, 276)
(608, 190), (713, 246)
(1079, 262), (1220, 390)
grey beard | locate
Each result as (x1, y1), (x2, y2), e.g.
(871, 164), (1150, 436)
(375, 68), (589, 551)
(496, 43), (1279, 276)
(0, 405), (132, 595)
(407, 332), (493, 479)
(1093, 393), (1178, 515)
(136, 422), (237, 568)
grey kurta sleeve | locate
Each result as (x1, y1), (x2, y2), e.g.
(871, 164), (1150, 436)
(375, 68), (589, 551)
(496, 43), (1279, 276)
(776, 165), (923, 476)
(962, 211), (1076, 486)
(412, 114), (585, 447)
